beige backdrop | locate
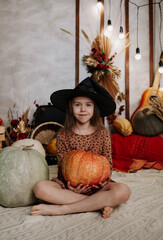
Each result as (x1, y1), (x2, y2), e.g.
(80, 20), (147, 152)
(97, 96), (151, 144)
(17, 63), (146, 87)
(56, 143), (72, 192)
(0, 0), (162, 126)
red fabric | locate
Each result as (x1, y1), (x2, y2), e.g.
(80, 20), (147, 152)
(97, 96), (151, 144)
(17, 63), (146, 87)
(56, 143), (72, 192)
(111, 134), (163, 172)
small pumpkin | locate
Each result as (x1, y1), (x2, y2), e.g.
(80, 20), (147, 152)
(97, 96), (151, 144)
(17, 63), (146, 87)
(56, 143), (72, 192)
(113, 118), (133, 136)
(132, 107), (163, 136)
(0, 145), (49, 207)
(62, 150), (111, 187)
(12, 138), (46, 158)
(46, 138), (57, 154)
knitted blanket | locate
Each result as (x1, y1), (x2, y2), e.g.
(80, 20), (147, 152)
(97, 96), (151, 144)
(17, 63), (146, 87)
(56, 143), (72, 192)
(0, 165), (163, 240)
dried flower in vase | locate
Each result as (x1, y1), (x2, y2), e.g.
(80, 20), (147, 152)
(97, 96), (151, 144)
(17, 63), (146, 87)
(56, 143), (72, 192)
(7, 106), (31, 142)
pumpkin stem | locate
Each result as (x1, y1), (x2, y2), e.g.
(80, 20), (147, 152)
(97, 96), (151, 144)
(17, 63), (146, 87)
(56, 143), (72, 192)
(18, 144), (34, 150)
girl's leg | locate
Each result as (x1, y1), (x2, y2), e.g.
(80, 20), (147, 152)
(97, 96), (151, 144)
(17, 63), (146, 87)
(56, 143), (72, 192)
(32, 180), (88, 205)
(31, 182), (131, 218)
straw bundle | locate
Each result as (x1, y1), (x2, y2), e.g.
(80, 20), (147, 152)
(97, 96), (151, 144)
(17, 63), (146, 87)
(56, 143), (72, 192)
(83, 33), (121, 99)
(148, 95), (163, 121)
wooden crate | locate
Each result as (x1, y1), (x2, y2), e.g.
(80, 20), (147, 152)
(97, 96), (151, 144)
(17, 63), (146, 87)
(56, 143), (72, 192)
(0, 126), (6, 150)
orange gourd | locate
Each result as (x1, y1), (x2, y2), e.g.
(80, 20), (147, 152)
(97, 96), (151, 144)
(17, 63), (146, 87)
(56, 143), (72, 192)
(62, 150), (111, 187)
(113, 118), (133, 136)
(46, 138), (57, 154)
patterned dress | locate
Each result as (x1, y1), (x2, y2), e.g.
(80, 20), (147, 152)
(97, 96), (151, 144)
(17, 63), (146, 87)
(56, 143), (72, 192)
(53, 127), (112, 188)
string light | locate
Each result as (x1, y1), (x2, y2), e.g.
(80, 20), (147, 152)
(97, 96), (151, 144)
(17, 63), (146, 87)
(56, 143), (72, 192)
(97, 0), (102, 11)
(97, 0), (163, 64)
(107, 0), (113, 32)
(119, 0), (125, 39)
(128, 0), (163, 62)
(159, 60), (163, 73)
(135, 47), (141, 60)
(135, 6), (141, 60)
(119, 26), (125, 39)
(107, 19), (113, 31)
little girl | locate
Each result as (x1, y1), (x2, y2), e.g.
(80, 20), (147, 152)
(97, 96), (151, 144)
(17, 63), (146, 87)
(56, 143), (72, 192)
(31, 77), (131, 219)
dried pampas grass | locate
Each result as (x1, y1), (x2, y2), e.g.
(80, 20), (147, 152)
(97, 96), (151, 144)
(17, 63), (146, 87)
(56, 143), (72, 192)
(98, 75), (120, 99)
(91, 34), (112, 60)
(22, 107), (30, 124)
(82, 56), (99, 67)
(60, 28), (73, 36)
(81, 29), (91, 44)
(83, 33), (121, 99)
(59, 27), (125, 100)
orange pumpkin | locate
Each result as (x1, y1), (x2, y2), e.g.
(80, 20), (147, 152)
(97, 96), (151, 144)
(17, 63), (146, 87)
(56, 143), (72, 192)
(62, 150), (111, 187)
(46, 138), (57, 154)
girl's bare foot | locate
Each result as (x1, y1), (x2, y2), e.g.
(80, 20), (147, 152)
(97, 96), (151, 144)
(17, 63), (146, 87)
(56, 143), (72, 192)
(31, 204), (113, 218)
(31, 204), (64, 216)
(102, 206), (113, 219)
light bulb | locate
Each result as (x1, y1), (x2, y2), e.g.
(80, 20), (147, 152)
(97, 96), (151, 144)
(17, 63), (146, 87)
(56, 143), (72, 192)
(97, 0), (102, 11)
(119, 26), (125, 39)
(158, 60), (163, 73)
(135, 47), (141, 60)
(107, 19), (113, 32)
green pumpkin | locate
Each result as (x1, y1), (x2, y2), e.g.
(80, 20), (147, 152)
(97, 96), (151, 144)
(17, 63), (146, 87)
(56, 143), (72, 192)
(0, 146), (49, 207)
(132, 107), (163, 136)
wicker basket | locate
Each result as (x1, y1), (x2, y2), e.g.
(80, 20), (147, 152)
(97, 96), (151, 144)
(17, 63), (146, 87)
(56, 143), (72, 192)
(31, 122), (63, 165)
(31, 121), (63, 145)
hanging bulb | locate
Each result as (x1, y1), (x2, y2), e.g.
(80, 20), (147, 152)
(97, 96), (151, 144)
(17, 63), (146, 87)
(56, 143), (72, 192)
(135, 47), (141, 60)
(119, 26), (125, 39)
(158, 60), (163, 73)
(97, 0), (102, 11)
(107, 19), (113, 32)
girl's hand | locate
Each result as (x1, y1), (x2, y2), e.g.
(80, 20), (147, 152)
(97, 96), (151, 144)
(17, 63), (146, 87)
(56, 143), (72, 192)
(90, 177), (111, 190)
(67, 181), (92, 194)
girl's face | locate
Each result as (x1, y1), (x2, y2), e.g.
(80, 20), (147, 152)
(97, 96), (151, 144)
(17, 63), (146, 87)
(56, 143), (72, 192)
(72, 96), (94, 124)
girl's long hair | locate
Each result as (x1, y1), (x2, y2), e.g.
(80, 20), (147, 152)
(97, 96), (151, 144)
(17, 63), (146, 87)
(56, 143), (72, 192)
(64, 98), (105, 131)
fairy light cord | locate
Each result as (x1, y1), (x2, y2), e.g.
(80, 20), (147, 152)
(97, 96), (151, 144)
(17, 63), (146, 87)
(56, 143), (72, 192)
(120, 0), (123, 26)
(128, 0), (163, 55)
(109, 0), (111, 19)
(129, 0), (162, 8)
(136, 6), (139, 48)
(159, 2), (162, 53)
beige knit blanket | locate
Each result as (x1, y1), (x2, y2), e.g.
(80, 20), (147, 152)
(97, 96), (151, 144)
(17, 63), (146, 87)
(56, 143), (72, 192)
(0, 166), (163, 240)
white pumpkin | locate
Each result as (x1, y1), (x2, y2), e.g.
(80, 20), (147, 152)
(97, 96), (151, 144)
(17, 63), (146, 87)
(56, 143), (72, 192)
(0, 146), (49, 207)
(12, 138), (46, 158)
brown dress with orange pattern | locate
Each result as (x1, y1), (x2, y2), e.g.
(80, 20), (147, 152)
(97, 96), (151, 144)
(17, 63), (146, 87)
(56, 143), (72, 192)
(52, 127), (112, 189)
